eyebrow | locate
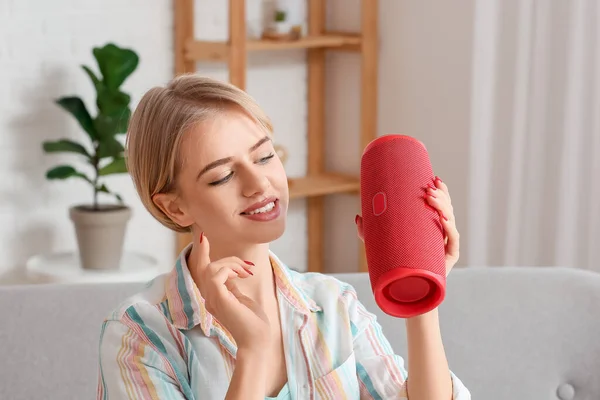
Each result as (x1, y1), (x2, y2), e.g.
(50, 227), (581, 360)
(196, 136), (272, 180)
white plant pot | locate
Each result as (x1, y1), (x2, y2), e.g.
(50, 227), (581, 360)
(274, 21), (291, 35)
(69, 204), (132, 270)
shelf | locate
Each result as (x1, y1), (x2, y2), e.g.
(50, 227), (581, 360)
(289, 173), (359, 199)
(186, 33), (361, 62)
(249, 33), (361, 51)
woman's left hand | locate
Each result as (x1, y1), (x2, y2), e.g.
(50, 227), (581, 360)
(426, 176), (460, 276)
(354, 176), (460, 277)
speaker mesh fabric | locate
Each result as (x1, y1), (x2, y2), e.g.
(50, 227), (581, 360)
(360, 135), (446, 296)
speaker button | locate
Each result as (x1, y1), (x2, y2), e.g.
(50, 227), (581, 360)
(372, 192), (387, 216)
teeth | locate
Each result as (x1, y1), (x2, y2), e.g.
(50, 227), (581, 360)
(246, 201), (275, 215)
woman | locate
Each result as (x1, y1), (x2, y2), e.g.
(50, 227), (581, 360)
(97, 74), (470, 400)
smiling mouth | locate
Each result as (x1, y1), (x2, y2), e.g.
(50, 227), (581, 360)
(240, 199), (279, 215)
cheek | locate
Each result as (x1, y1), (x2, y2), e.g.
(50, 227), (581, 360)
(189, 182), (240, 217)
(178, 181), (212, 215)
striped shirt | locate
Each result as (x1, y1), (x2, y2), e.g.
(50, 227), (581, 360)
(97, 244), (471, 399)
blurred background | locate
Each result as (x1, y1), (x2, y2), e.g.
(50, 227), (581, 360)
(0, 0), (598, 286)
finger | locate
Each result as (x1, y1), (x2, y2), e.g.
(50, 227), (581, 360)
(208, 258), (254, 279)
(355, 214), (364, 242)
(211, 265), (241, 286)
(212, 265), (253, 300)
(220, 256), (256, 271)
(442, 217), (460, 259)
(426, 184), (450, 205)
(433, 176), (451, 203)
(210, 262), (253, 282)
(197, 232), (211, 269)
(425, 189), (453, 221)
(207, 267), (239, 300)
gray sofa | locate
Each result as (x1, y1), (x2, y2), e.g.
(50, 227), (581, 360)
(1, 266), (600, 399)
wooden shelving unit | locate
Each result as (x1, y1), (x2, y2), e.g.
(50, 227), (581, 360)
(173, 0), (378, 273)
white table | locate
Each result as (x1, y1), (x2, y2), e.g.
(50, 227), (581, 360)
(25, 251), (161, 284)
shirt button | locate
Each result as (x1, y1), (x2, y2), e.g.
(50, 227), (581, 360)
(556, 383), (575, 400)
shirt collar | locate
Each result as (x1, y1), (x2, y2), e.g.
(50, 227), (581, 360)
(165, 243), (321, 335)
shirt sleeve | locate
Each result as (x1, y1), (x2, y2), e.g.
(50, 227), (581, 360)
(97, 319), (189, 400)
(344, 285), (471, 400)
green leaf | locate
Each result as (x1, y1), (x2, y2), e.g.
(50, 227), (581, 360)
(96, 85), (131, 118)
(46, 165), (77, 179)
(55, 97), (98, 140)
(275, 10), (286, 21)
(97, 183), (111, 194)
(96, 184), (124, 204)
(42, 139), (90, 158)
(115, 107), (131, 133)
(46, 165), (92, 183)
(93, 43), (139, 90)
(99, 157), (127, 176)
(81, 65), (100, 87)
(94, 107), (130, 137)
(97, 137), (124, 158)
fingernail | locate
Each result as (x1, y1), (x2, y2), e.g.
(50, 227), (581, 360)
(243, 267), (254, 276)
(244, 260), (254, 266)
(427, 192), (436, 198)
(355, 214), (359, 225)
(200, 232), (204, 243)
(441, 212), (449, 221)
(435, 176), (442, 183)
(428, 183), (437, 190)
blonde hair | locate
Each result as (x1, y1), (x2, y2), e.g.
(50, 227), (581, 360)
(126, 74), (273, 232)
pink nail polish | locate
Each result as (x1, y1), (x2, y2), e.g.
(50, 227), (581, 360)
(199, 232), (204, 243)
(243, 267), (254, 276)
(244, 260), (254, 266)
(355, 215), (359, 225)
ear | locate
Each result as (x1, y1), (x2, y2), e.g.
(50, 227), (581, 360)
(152, 192), (195, 228)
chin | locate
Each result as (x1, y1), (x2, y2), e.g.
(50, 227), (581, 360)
(250, 218), (287, 244)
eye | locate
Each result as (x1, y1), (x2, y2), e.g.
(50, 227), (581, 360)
(257, 153), (275, 164)
(208, 172), (233, 186)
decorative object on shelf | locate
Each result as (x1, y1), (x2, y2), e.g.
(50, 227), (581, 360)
(261, 0), (303, 41)
(274, 9), (291, 34)
(25, 251), (159, 284)
(41, 43), (139, 271)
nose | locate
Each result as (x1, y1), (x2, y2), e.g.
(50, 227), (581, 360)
(240, 164), (270, 198)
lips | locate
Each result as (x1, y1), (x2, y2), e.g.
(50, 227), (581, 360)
(240, 196), (278, 215)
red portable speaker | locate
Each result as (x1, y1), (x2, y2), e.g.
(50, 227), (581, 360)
(360, 134), (446, 318)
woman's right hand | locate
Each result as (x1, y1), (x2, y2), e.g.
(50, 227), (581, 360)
(193, 233), (271, 352)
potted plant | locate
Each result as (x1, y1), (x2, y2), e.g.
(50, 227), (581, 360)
(42, 43), (139, 270)
(273, 9), (291, 34)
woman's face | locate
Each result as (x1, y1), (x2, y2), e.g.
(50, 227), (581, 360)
(158, 108), (289, 247)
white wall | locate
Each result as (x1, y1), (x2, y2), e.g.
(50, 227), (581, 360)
(0, 0), (477, 283)
(0, 1), (175, 283)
